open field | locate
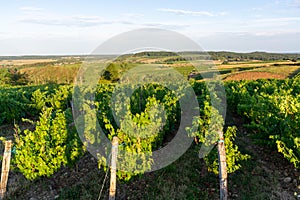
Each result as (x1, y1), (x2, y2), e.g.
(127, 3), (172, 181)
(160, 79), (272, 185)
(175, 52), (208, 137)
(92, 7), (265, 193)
(1, 52), (299, 85)
(221, 62), (300, 80)
(251, 65), (300, 77)
(224, 71), (286, 81)
(217, 61), (295, 69)
(19, 64), (80, 84)
(0, 59), (57, 66)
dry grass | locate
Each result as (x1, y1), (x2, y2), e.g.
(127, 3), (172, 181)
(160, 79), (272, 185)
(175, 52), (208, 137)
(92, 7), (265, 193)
(218, 61), (294, 70)
(224, 71), (286, 81)
(20, 65), (79, 84)
(223, 64), (300, 81)
(0, 59), (56, 66)
(252, 65), (300, 77)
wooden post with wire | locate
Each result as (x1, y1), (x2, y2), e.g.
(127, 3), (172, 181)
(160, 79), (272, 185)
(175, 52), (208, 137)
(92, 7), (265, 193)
(217, 130), (228, 200)
(109, 137), (118, 200)
(0, 140), (12, 200)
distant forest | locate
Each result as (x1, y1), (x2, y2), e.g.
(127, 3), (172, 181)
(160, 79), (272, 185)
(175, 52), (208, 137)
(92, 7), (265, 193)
(207, 51), (300, 61)
(1, 51), (300, 62)
(130, 51), (300, 61)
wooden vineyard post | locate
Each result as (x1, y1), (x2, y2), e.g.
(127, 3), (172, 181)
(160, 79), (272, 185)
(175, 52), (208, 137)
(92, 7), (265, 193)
(217, 131), (228, 200)
(109, 137), (118, 200)
(0, 140), (12, 200)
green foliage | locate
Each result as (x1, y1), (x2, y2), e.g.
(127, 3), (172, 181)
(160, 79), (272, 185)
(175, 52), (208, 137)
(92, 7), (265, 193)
(0, 85), (38, 125)
(13, 84), (83, 180)
(204, 126), (250, 174)
(31, 89), (48, 111)
(0, 68), (28, 86)
(94, 83), (181, 181)
(14, 107), (83, 180)
(225, 77), (300, 168)
(48, 85), (72, 110)
(0, 136), (6, 161)
(9, 68), (29, 85)
(102, 63), (121, 81)
(187, 82), (249, 175)
(101, 62), (137, 82)
(208, 51), (300, 61)
(0, 91), (28, 125)
(0, 84), (69, 125)
(0, 68), (11, 85)
(9, 72), (297, 184)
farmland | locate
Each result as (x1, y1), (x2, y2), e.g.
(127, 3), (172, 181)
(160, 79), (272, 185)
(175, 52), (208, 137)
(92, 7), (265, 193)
(0, 51), (300, 199)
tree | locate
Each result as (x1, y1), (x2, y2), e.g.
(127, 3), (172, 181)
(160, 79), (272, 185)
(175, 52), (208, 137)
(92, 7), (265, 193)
(0, 68), (29, 85)
(102, 63), (120, 81)
(0, 69), (11, 85)
(9, 68), (29, 85)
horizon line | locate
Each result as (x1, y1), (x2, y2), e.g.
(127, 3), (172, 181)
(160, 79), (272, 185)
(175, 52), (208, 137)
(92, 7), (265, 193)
(1, 50), (300, 58)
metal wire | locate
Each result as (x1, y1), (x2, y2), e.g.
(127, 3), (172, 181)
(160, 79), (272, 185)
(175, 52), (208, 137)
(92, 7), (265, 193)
(97, 153), (111, 200)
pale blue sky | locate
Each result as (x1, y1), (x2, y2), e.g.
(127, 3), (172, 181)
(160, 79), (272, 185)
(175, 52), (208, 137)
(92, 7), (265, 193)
(1, 0), (300, 55)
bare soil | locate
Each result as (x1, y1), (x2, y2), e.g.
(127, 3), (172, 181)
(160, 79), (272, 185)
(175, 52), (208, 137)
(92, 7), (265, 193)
(224, 71), (286, 81)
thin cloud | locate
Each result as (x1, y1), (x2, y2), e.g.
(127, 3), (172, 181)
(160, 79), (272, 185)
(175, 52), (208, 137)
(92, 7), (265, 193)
(195, 31), (300, 53)
(284, 0), (300, 8)
(142, 22), (189, 30)
(288, 0), (300, 8)
(122, 13), (144, 18)
(293, 0), (300, 7)
(18, 10), (187, 29)
(253, 30), (300, 36)
(195, 30), (300, 38)
(255, 17), (300, 23)
(20, 17), (135, 27)
(18, 12), (135, 27)
(219, 12), (228, 16)
(241, 17), (300, 28)
(157, 8), (215, 17)
(274, 0), (281, 4)
(19, 6), (44, 12)
(252, 7), (263, 11)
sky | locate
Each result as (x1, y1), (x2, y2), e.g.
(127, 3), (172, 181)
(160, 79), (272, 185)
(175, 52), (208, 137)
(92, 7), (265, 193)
(1, 0), (300, 55)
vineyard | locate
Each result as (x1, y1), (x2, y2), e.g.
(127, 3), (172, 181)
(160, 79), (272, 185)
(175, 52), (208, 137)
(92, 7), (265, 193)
(226, 76), (300, 169)
(0, 51), (299, 199)
(2, 0), (300, 197)
(0, 71), (299, 198)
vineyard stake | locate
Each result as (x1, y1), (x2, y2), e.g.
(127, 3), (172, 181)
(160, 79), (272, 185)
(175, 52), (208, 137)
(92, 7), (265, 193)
(217, 131), (228, 200)
(0, 140), (12, 200)
(109, 137), (118, 200)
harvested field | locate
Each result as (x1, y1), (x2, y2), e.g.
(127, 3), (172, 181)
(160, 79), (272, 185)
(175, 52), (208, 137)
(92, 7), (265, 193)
(0, 59), (56, 66)
(218, 61), (296, 70)
(224, 71), (286, 81)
